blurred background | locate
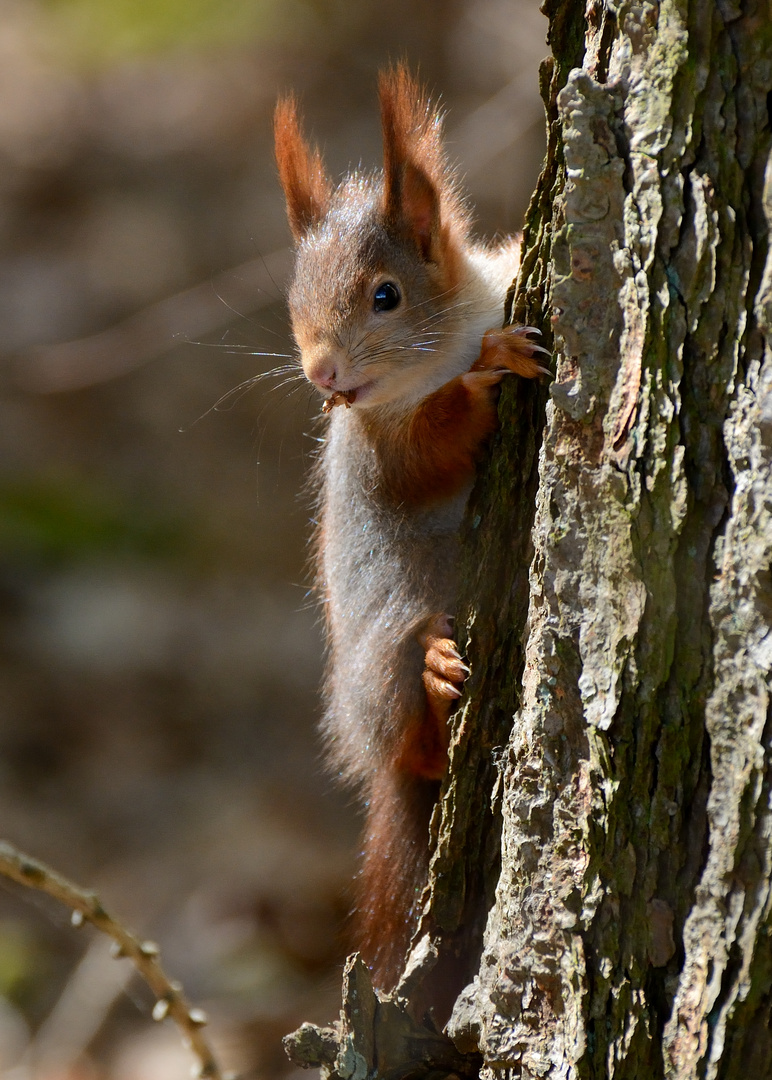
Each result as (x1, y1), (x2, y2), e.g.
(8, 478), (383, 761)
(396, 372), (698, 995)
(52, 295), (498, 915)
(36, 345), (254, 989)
(0, 1), (548, 1076)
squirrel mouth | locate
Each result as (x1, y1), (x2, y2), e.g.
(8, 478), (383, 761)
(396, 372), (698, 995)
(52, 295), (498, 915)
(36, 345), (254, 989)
(348, 379), (379, 403)
(320, 380), (377, 413)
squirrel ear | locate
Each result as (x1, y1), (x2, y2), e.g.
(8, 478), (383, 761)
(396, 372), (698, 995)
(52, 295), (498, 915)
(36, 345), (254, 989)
(395, 161), (438, 262)
(274, 96), (332, 240)
(380, 65), (442, 262)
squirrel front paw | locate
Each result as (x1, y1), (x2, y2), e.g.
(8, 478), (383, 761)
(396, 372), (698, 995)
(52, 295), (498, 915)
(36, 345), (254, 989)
(473, 324), (552, 381)
(417, 613), (468, 720)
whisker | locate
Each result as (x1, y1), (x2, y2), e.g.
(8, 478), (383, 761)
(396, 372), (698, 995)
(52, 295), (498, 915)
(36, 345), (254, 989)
(268, 374), (308, 394)
(189, 341), (294, 359)
(223, 365), (302, 385)
(316, 288), (521, 379)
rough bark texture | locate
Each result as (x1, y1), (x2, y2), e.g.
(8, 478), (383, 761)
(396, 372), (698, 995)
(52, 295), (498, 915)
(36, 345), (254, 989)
(284, 2), (772, 1077)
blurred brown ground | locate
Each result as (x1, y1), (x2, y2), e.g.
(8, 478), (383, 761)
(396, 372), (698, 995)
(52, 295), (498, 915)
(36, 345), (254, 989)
(0, 1), (548, 1076)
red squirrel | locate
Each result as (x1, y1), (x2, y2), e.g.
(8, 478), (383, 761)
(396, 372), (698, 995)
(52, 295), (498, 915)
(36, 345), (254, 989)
(274, 66), (547, 990)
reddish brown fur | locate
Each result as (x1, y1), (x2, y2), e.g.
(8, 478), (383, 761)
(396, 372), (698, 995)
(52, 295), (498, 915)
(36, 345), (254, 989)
(379, 66), (465, 230)
(379, 66), (468, 291)
(398, 625), (458, 781)
(356, 767), (440, 987)
(364, 375), (498, 507)
(356, 629), (463, 987)
(393, 707), (448, 780)
(419, 616), (468, 744)
(363, 325), (547, 509)
(274, 96), (332, 240)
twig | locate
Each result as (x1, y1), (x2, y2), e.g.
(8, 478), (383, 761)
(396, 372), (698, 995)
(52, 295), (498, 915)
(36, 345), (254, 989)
(0, 839), (232, 1080)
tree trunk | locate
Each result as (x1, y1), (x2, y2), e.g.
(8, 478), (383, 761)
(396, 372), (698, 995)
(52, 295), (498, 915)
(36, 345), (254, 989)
(285, 2), (772, 1077)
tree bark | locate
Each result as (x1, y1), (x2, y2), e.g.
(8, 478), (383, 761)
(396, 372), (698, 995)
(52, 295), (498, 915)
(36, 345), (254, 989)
(285, 2), (772, 1077)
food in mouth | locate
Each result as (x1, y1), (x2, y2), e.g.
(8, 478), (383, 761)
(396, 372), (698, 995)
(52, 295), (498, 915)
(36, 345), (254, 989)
(322, 389), (356, 413)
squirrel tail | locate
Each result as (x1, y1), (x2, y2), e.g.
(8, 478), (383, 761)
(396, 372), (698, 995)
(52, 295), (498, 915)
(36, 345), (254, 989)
(356, 766), (439, 990)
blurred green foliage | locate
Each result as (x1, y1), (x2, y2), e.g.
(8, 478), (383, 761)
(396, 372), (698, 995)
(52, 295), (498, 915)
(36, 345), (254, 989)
(0, 920), (42, 1008)
(38, 0), (353, 67)
(0, 476), (193, 569)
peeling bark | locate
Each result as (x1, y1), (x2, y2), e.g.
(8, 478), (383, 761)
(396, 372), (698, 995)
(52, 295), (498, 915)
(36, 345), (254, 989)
(284, 2), (772, 1077)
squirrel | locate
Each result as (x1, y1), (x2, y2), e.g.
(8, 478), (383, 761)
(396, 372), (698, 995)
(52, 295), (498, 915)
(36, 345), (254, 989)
(274, 65), (548, 992)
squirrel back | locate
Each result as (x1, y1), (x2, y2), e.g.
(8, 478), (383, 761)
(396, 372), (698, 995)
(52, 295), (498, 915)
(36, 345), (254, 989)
(275, 66), (545, 991)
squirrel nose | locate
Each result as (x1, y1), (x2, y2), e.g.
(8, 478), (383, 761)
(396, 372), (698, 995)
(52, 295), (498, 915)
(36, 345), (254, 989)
(303, 353), (338, 391)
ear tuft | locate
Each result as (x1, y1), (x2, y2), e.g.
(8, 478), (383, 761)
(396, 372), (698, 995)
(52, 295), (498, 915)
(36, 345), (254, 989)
(274, 95), (332, 240)
(379, 64), (463, 260)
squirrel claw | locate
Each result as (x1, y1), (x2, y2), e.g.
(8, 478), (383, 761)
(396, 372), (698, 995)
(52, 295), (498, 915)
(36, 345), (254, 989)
(418, 613), (468, 718)
(423, 669), (463, 700)
(475, 324), (552, 380)
(426, 645), (469, 684)
(524, 342), (553, 358)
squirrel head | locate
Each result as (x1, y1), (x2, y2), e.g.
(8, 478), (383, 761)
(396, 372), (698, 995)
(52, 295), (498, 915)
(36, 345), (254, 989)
(274, 66), (473, 411)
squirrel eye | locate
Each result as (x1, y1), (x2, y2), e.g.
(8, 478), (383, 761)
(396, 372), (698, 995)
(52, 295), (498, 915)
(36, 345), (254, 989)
(373, 281), (401, 312)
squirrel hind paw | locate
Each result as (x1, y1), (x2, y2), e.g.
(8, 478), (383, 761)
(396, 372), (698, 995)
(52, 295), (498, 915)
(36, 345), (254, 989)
(418, 613), (468, 714)
(424, 638), (469, 687)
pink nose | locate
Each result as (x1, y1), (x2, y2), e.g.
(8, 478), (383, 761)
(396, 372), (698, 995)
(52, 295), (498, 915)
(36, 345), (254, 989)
(303, 355), (337, 391)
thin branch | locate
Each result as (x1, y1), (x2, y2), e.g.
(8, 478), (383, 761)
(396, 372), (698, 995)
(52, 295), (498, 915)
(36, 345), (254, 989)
(0, 839), (233, 1080)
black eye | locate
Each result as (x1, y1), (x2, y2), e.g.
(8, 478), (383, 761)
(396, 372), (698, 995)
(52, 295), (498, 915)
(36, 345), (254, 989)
(373, 282), (401, 312)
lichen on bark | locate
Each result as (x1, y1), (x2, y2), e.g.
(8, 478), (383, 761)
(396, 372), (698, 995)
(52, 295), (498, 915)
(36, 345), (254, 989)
(446, 1), (772, 1078)
(664, 153), (772, 1079)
